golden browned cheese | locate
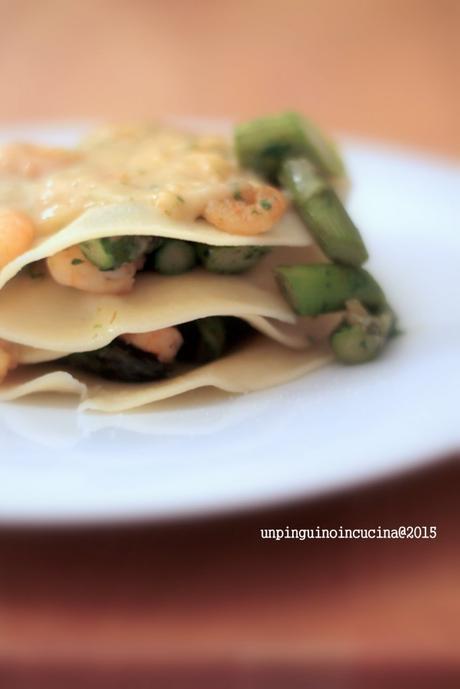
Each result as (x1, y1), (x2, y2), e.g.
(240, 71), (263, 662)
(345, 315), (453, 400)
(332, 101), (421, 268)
(0, 124), (262, 235)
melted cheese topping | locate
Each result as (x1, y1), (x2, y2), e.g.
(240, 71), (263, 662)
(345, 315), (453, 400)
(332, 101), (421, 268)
(0, 123), (312, 290)
(0, 123), (266, 235)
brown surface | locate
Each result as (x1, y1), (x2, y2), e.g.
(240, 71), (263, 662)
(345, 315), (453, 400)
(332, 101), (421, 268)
(0, 457), (459, 687)
(0, 1), (459, 686)
(0, 0), (459, 157)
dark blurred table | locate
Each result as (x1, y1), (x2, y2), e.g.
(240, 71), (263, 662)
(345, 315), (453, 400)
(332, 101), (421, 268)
(0, 456), (459, 687)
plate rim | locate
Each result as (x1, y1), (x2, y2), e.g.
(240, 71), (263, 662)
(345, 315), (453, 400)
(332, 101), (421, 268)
(0, 119), (459, 525)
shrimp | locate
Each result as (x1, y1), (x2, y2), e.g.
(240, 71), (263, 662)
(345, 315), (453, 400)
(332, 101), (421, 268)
(46, 246), (137, 294)
(122, 328), (184, 363)
(0, 143), (80, 178)
(203, 184), (287, 236)
(0, 340), (17, 383)
(0, 209), (37, 268)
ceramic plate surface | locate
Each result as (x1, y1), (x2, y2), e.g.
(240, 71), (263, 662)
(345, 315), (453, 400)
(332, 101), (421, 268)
(0, 121), (458, 524)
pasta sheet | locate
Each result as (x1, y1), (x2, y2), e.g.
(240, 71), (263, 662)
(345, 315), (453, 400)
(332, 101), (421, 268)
(0, 203), (311, 290)
(0, 269), (304, 352)
(0, 336), (332, 412)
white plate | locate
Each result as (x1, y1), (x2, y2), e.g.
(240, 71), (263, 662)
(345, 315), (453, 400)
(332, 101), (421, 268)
(0, 122), (459, 525)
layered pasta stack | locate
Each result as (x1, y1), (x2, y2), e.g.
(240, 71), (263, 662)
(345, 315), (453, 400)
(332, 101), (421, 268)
(0, 115), (394, 411)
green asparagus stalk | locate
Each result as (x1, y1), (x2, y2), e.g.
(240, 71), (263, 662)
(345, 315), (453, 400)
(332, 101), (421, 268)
(235, 111), (347, 182)
(279, 158), (368, 267)
(80, 236), (156, 271)
(275, 264), (386, 316)
(178, 317), (227, 363)
(331, 308), (396, 364)
(195, 244), (270, 274)
(152, 240), (196, 275)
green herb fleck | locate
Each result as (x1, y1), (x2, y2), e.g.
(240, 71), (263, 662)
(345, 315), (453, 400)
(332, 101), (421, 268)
(259, 199), (272, 211)
(71, 258), (84, 266)
(176, 195), (185, 204)
(233, 188), (243, 201)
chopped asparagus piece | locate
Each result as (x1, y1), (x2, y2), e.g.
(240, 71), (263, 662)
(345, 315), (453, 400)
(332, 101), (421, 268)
(331, 323), (384, 364)
(153, 239), (196, 275)
(64, 340), (166, 382)
(196, 244), (270, 274)
(280, 158), (368, 266)
(178, 316), (227, 363)
(80, 236), (156, 271)
(275, 264), (386, 316)
(235, 111), (346, 181)
(196, 316), (227, 361)
(331, 309), (396, 364)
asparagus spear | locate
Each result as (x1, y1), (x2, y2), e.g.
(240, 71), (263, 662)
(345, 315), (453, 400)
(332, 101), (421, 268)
(178, 317), (227, 363)
(331, 308), (396, 364)
(80, 236), (157, 271)
(153, 239), (196, 275)
(196, 244), (270, 274)
(280, 158), (368, 267)
(275, 264), (386, 316)
(235, 112), (346, 182)
(65, 340), (166, 382)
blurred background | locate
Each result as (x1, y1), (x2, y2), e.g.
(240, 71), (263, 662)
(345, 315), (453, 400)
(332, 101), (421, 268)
(0, 2), (459, 687)
(0, 0), (458, 155)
